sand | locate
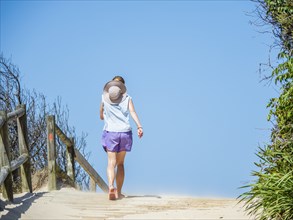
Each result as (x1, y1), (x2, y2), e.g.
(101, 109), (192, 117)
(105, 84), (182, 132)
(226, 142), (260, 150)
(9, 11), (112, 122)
(0, 187), (255, 220)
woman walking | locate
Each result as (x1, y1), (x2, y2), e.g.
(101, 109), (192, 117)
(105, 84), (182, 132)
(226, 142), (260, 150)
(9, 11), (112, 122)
(100, 76), (143, 200)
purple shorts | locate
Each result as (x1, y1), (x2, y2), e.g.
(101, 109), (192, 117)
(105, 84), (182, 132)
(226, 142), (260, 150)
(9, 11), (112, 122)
(101, 130), (133, 152)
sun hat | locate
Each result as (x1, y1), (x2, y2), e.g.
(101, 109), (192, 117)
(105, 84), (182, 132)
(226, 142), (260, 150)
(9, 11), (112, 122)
(103, 80), (127, 104)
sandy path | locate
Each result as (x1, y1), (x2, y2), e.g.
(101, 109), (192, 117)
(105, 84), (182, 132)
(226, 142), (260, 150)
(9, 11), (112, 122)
(0, 188), (254, 220)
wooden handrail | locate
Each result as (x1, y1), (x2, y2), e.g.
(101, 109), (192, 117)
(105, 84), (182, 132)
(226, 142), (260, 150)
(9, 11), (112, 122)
(55, 124), (72, 146)
(1, 107), (107, 204)
(74, 148), (108, 193)
(10, 153), (29, 172)
(47, 115), (108, 193)
(0, 110), (13, 201)
(0, 153), (29, 185)
(0, 105), (32, 202)
(7, 107), (25, 120)
(0, 107), (25, 129)
(0, 166), (9, 185)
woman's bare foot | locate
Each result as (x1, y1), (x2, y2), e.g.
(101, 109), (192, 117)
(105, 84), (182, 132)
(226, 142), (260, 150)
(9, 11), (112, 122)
(108, 188), (117, 200)
(117, 193), (126, 200)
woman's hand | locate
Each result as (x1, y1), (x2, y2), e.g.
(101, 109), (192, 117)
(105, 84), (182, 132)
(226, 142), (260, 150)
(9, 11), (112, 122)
(137, 127), (143, 138)
(129, 99), (143, 138)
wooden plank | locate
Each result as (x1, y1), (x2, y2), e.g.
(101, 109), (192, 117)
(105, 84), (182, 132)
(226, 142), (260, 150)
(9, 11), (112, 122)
(10, 153), (29, 172)
(66, 138), (75, 182)
(0, 116), (5, 129)
(7, 107), (25, 120)
(0, 111), (13, 201)
(0, 153), (28, 185)
(47, 115), (57, 191)
(55, 125), (75, 182)
(17, 105), (32, 193)
(74, 148), (108, 193)
(55, 124), (72, 146)
(0, 166), (9, 185)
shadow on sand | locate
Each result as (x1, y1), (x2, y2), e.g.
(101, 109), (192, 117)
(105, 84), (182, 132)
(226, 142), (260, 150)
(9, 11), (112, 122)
(125, 195), (162, 199)
(0, 192), (46, 220)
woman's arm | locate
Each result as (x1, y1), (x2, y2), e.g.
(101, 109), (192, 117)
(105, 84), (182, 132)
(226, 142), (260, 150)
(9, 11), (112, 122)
(100, 102), (104, 120)
(129, 99), (143, 138)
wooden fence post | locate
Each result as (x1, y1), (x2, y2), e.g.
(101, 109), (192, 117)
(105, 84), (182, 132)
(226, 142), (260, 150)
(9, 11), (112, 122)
(66, 137), (75, 183)
(47, 115), (57, 191)
(0, 111), (13, 201)
(16, 105), (32, 193)
(89, 177), (96, 192)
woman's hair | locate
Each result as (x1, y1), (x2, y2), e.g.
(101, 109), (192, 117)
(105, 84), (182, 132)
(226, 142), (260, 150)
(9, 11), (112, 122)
(112, 76), (125, 84)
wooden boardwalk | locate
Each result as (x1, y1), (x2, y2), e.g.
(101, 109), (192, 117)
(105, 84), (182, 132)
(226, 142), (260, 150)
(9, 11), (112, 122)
(0, 187), (253, 220)
(0, 107), (253, 220)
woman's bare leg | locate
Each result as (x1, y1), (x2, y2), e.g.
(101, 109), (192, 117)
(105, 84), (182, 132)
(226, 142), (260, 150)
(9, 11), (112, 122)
(116, 151), (126, 198)
(107, 151), (117, 189)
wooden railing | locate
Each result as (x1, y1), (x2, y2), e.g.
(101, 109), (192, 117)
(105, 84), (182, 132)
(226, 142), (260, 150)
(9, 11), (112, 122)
(0, 108), (107, 204)
(0, 105), (32, 202)
(46, 115), (108, 193)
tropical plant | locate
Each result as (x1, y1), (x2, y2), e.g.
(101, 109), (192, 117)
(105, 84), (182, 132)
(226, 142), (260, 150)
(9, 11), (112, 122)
(239, 0), (293, 219)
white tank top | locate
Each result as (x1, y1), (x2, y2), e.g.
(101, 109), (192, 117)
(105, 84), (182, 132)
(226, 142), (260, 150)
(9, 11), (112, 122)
(102, 94), (132, 132)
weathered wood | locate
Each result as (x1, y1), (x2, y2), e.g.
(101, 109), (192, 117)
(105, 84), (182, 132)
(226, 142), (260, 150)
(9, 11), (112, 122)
(0, 154), (28, 185)
(89, 177), (96, 192)
(0, 166), (9, 185)
(74, 148), (108, 193)
(55, 124), (72, 146)
(66, 137), (75, 182)
(10, 153), (29, 172)
(7, 107), (25, 120)
(47, 115), (57, 191)
(0, 116), (5, 129)
(17, 105), (32, 193)
(0, 111), (13, 201)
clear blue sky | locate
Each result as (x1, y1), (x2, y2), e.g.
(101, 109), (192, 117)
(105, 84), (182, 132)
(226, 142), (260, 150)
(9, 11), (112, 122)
(1, 0), (277, 198)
